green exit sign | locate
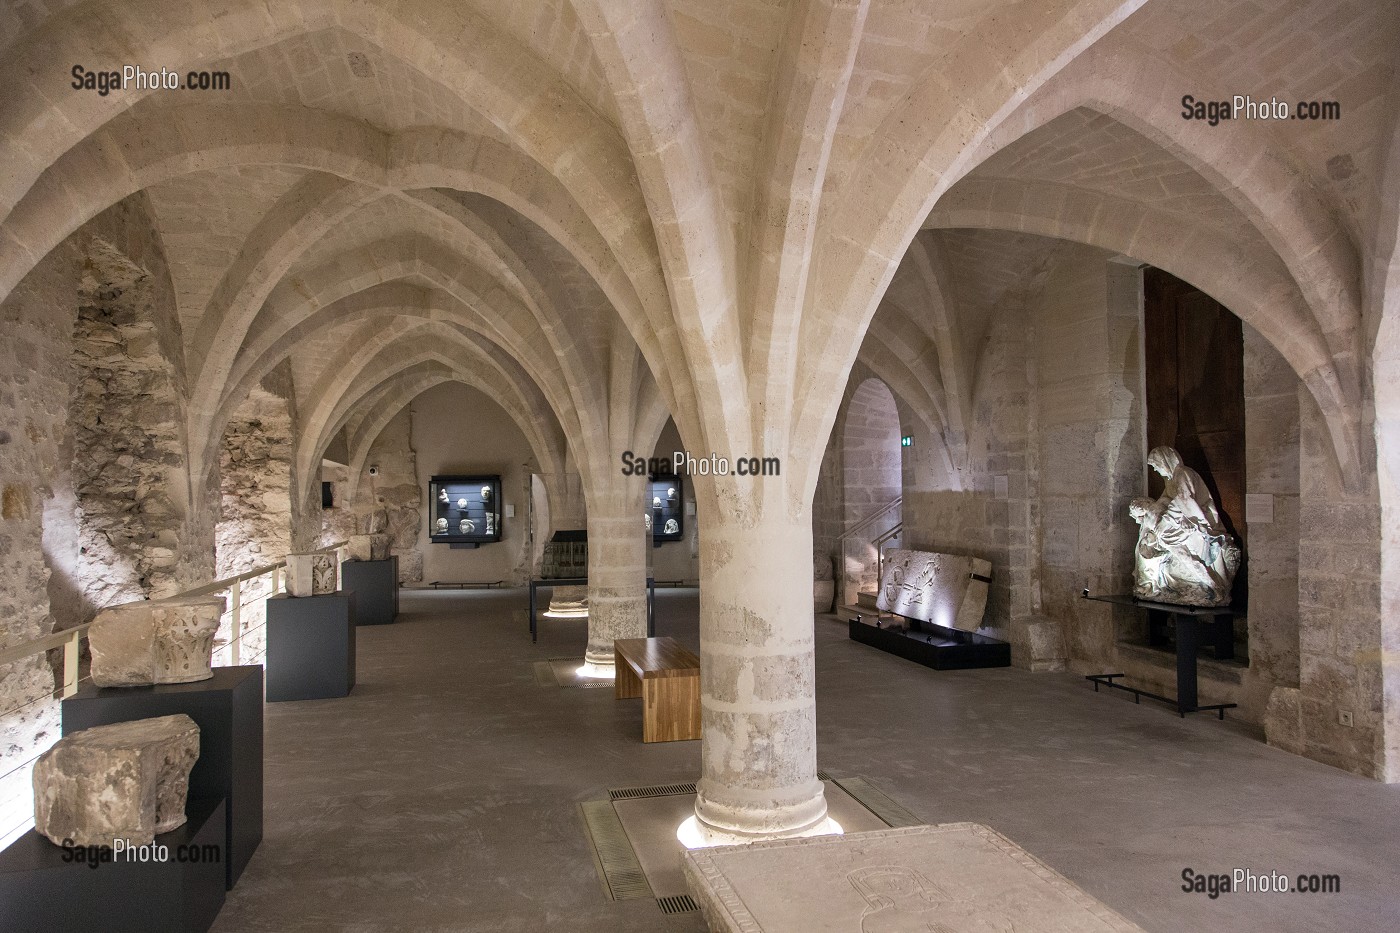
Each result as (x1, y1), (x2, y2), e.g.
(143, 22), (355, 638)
(901, 435), (914, 447)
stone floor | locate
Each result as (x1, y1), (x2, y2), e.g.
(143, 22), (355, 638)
(214, 589), (1400, 932)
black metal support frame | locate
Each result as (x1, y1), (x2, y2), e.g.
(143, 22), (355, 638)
(529, 576), (656, 642)
(1082, 593), (1239, 718)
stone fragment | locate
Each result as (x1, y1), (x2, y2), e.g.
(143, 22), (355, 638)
(876, 548), (991, 632)
(89, 595), (225, 687)
(285, 552), (338, 597)
(345, 533), (392, 562)
(33, 714), (200, 847)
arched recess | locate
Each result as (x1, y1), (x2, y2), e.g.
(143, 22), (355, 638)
(837, 377), (904, 606)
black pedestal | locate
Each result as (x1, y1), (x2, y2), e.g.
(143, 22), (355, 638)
(0, 797), (227, 933)
(266, 592), (356, 702)
(341, 556), (399, 625)
(849, 617), (1011, 670)
(62, 666), (263, 890)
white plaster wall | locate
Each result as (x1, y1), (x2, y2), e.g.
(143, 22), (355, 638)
(411, 383), (536, 585)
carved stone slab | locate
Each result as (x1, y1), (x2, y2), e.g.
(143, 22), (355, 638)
(683, 823), (1147, 933)
(89, 595), (225, 687)
(33, 714), (200, 847)
(875, 548), (991, 632)
(284, 552), (338, 597)
(344, 534), (392, 562)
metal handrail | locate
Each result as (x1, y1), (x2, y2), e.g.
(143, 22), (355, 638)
(0, 539), (346, 704)
(0, 539), (348, 846)
(836, 496), (903, 546)
(872, 521), (904, 596)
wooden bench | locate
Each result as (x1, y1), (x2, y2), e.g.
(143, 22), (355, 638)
(614, 637), (701, 743)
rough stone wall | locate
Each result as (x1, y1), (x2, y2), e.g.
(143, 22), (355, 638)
(1242, 325), (1301, 693)
(348, 409), (423, 584)
(217, 380), (295, 578)
(1029, 252), (1144, 669)
(1265, 396), (1384, 777)
(47, 230), (212, 626)
(903, 294), (1036, 651)
(0, 195), (213, 845)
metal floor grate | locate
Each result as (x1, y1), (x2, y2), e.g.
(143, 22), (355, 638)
(657, 894), (699, 914)
(609, 782), (697, 800)
(578, 800), (653, 901)
(833, 776), (924, 828)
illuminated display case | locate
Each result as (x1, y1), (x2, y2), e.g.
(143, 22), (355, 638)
(649, 475), (683, 543)
(429, 475), (502, 545)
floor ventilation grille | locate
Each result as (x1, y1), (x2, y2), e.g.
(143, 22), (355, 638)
(657, 894), (699, 914)
(609, 782), (697, 800)
(833, 776), (924, 828)
(578, 800), (653, 901)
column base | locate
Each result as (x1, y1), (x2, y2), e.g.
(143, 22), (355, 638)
(688, 780), (831, 847)
(677, 813), (843, 850)
(576, 659), (616, 680)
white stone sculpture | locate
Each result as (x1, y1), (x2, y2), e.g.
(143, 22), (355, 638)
(667, 487), (676, 499)
(89, 595), (225, 687)
(876, 548), (991, 633)
(457, 497), (468, 509)
(653, 496), (662, 507)
(434, 517), (449, 534)
(459, 518), (475, 534)
(438, 489), (449, 503)
(345, 533), (393, 562)
(481, 485), (491, 500)
(1129, 446), (1241, 607)
(33, 714), (200, 847)
(664, 518), (679, 535)
(484, 514), (496, 535)
(285, 552), (338, 597)
(644, 513), (652, 532)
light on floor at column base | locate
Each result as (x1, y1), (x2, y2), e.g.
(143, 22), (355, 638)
(542, 607), (589, 619)
(575, 661), (615, 680)
(675, 814), (844, 849)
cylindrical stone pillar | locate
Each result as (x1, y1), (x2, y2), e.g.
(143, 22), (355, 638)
(584, 483), (649, 667)
(693, 510), (827, 839)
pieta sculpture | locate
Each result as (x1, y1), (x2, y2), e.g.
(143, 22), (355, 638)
(1129, 446), (1240, 607)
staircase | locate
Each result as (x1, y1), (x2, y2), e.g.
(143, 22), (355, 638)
(835, 498), (902, 621)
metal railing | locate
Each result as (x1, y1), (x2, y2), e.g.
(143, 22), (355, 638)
(837, 498), (903, 608)
(0, 540), (346, 847)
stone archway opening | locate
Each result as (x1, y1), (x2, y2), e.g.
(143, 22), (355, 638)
(839, 377), (904, 608)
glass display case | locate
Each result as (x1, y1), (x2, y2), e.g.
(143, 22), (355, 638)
(649, 475), (683, 543)
(429, 474), (503, 545)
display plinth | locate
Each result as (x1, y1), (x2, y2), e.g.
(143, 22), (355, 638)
(341, 556), (399, 625)
(266, 592), (356, 702)
(0, 797), (226, 933)
(848, 616), (1010, 670)
(1081, 593), (1237, 717)
(62, 665), (263, 890)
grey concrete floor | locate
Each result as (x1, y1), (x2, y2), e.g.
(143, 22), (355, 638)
(214, 588), (1399, 932)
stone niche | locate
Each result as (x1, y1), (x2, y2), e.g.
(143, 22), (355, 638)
(33, 714), (200, 847)
(89, 595), (226, 688)
(284, 552), (338, 597)
(876, 548), (991, 632)
(344, 533), (392, 562)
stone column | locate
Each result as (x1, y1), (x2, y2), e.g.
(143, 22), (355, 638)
(583, 480), (649, 669)
(692, 508), (827, 840)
